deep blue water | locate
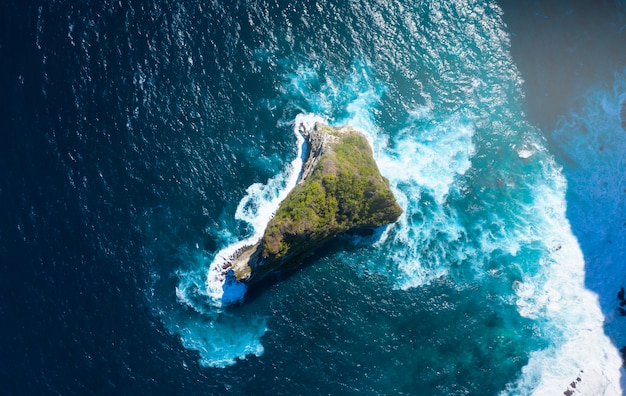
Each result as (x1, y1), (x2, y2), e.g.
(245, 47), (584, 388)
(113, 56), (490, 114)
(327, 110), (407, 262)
(1, 0), (625, 394)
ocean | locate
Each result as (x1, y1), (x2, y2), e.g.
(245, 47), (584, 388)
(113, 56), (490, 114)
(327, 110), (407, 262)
(1, 0), (625, 394)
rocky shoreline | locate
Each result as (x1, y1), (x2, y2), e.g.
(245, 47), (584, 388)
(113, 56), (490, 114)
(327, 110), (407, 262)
(225, 122), (327, 284)
(223, 122), (403, 296)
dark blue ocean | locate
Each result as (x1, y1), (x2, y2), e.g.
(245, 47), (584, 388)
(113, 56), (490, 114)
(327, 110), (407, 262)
(2, 0), (626, 394)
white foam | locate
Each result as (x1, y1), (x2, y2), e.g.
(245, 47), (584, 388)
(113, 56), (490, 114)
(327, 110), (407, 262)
(500, 155), (623, 395)
(334, 64), (616, 395)
(280, 61), (625, 394)
(205, 113), (325, 305)
(516, 146), (535, 159)
(335, 64), (625, 394)
(156, 247), (270, 368)
(516, 71), (626, 395)
(321, 68), (478, 288)
(172, 310), (268, 368)
(391, 110), (475, 204)
(377, 109), (476, 288)
(171, 113), (326, 367)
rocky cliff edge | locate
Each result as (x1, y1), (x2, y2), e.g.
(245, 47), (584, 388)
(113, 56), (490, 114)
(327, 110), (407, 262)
(227, 122), (403, 288)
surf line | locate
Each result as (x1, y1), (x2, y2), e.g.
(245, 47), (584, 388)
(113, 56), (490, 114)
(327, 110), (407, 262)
(205, 114), (325, 306)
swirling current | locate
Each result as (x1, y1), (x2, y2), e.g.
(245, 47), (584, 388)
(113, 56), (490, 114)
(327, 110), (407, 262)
(2, 0), (625, 394)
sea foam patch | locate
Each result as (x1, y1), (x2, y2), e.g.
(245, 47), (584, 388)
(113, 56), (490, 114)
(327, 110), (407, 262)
(166, 303), (267, 368)
(153, 248), (269, 368)
(314, 65), (479, 288)
(535, 69), (626, 394)
(502, 158), (622, 395)
(205, 113), (323, 305)
(259, 57), (623, 393)
(322, 55), (625, 396)
(164, 113), (323, 368)
(375, 109), (477, 289)
(179, 62), (383, 368)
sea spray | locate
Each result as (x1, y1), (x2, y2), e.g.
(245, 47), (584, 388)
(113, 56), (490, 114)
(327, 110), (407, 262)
(284, 48), (623, 395)
(205, 113), (325, 305)
(538, 69), (626, 394)
(337, 95), (478, 287)
(501, 158), (622, 395)
(16, 0), (626, 391)
(162, 115), (326, 367)
(147, 1), (625, 391)
(155, 247), (270, 368)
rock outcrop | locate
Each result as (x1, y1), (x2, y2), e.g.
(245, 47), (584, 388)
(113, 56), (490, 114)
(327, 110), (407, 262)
(229, 122), (403, 287)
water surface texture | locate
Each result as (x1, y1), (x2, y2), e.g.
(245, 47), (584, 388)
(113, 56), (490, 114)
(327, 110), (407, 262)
(1, 0), (625, 394)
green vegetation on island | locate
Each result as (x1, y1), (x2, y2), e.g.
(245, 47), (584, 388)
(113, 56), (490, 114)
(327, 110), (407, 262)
(263, 125), (402, 257)
(232, 123), (403, 283)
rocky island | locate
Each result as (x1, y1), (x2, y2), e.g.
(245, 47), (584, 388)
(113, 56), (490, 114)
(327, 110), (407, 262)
(223, 122), (403, 297)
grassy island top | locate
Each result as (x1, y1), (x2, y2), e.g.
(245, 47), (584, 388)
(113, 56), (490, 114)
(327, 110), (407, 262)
(261, 123), (403, 262)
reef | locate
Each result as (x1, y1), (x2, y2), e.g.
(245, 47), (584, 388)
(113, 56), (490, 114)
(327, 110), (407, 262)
(228, 122), (403, 287)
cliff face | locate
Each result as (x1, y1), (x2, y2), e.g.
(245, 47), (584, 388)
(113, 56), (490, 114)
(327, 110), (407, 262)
(231, 123), (403, 285)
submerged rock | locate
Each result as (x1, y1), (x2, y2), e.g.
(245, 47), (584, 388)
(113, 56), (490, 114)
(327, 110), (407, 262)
(229, 122), (403, 287)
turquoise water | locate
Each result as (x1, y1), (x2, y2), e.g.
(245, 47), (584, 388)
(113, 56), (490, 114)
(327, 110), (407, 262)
(141, 1), (623, 393)
(3, 0), (625, 394)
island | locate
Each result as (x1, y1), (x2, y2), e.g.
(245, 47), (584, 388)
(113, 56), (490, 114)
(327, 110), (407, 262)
(223, 122), (403, 297)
